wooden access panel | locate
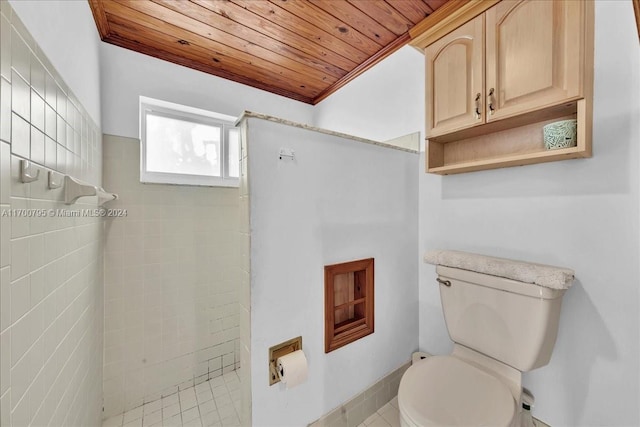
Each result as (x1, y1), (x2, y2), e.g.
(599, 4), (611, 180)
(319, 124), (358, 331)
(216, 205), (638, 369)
(425, 14), (485, 138)
(324, 258), (374, 353)
(485, 0), (585, 122)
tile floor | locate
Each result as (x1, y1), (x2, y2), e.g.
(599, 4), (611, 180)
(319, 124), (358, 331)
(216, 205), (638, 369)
(355, 395), (552, 427)
(357, 397), (400, 427)
(103, 372), (551, 427)
(102, 371), (241, 427)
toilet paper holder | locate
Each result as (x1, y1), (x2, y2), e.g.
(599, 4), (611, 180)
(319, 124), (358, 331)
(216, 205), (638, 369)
(269, 336), (302, 386)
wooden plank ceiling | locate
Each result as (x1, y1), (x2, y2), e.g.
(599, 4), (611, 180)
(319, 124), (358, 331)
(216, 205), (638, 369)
(89, 0), (449, 104)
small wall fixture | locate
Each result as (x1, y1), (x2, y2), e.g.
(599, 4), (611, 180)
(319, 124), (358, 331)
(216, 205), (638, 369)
(17, 161), (117, 206)
(48, 171), (62, 189)
(278, 147), (295, 161)
(268, 336), (302, 386)
(64, 175), (118, 206)
(19, 160), (40, 183)
(324, 258), (374, 353)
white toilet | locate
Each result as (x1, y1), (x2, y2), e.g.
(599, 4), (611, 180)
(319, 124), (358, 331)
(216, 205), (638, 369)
(399, 251), (573, 427)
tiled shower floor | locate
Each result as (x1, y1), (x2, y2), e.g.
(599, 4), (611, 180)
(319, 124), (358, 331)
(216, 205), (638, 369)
(102, 370), (241, 427)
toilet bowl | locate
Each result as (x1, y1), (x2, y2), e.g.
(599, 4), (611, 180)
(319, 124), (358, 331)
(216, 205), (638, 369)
(399, 251), (573, 427)
(398, 352), (518, 427)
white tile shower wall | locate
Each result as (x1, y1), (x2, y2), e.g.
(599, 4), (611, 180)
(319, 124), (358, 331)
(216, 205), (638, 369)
(101, 135), (241, 418)
(0, 3), (104, 426)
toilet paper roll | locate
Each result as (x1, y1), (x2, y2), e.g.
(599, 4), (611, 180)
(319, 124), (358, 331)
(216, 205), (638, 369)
(277, 350), (308, 389)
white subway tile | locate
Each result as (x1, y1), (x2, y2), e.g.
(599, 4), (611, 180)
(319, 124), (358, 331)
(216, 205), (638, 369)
(0, 266), (10, 331)
(28, 335), (44, 382)
(104, 376), (124, 398)
(28, 233), (43, 271)
(10, 112), (29, 158)
(43, 72), (55, 108)
(0, 390), (9, 427)
(0, 327), (9, 396)
(9, 199), (28, 239)
(55, 143), (66, 173)
(10, 351), (29, 407)
(104, 393), (125, 423)
(10, 313), (32, 366)
(10, 273), (29, 324)
(11, 71), (29, 122)
(55, 87), (66, 121)
(29, 266), (43, 307)
(29, 125), (44, 165)
(0, 79), (11, 143)
(66, 123), (73, 151)
(56, 114), (65, 148)
(29, 55), (44, 98)
(10, 26), (29, 83)
(30, 90), (44, 132)
(0, 14), (10, 81)
(44, 102), (55, 141)
(44, 136), (55, 169)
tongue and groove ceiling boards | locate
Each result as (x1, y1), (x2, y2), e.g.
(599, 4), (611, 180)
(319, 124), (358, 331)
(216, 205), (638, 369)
(88, 0), (452, 104)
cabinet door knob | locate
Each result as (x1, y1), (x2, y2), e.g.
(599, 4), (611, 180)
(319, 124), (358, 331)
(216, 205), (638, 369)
(488, 88), (496, 115)
(474, 93), (482, 119)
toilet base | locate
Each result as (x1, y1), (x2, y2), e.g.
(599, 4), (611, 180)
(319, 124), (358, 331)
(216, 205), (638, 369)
(399, 403), (536, 427)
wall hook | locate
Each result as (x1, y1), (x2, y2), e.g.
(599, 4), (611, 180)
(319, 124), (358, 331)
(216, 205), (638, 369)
(278, 147), (295, 161)
(48, 171), (62, 189)
(19, 160), (40, 183)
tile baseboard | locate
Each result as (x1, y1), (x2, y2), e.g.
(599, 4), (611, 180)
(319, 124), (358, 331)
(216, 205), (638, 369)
(309, 361), (411, 427)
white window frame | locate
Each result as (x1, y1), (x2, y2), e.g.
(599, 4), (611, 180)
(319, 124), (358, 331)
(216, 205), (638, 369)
(139, 96), (239, 187)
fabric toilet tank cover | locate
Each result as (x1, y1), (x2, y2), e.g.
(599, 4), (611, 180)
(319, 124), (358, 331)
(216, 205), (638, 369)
(424, 250), (574, 290)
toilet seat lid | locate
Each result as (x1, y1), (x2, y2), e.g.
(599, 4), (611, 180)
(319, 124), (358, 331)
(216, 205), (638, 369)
(398, 356), (516, 427)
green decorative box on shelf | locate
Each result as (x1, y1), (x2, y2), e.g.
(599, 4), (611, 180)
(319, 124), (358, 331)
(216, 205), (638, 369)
(543, 119), (578, 150)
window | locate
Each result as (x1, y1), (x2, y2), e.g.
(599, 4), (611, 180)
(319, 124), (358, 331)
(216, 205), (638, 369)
(324, 258), (375, 353)
(140, 97), (240, 187)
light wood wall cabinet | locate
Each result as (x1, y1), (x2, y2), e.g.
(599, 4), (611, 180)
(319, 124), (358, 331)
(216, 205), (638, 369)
(426, 15), (484, 136)
(412, 0), (594, 175)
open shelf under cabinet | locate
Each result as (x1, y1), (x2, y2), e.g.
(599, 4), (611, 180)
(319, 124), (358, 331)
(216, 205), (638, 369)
(426, 99), (592, 175)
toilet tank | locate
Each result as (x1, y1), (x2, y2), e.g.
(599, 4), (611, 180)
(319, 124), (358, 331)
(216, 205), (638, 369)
(436, 265), (566, 372)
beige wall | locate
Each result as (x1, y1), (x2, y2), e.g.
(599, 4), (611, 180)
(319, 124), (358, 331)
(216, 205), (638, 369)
(102, 134), (241, 417)
(0, 3), (104, 426)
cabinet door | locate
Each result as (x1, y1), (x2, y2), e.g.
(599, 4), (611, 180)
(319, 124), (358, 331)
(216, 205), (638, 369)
(485, 0), (584, 122)
(425, 15), (484, 138)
